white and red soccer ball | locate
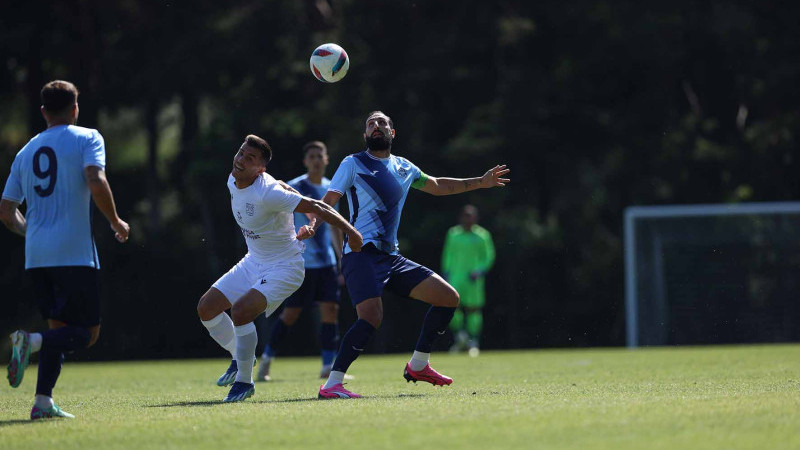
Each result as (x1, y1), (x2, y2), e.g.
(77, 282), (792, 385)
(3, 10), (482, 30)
(310, 43), (350, 83)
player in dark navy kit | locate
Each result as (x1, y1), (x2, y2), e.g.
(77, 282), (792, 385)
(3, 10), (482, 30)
(317, 111), (510, 399)
(1, 80), (129, 419)
(256, 141), (347, 381)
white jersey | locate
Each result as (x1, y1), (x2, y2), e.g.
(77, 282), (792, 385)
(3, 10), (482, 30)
(228, 173), (304, 263)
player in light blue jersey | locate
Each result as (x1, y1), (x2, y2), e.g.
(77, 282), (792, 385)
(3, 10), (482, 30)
(318, 111), (510, 399)
(1, 81), (129, 419)
(256, 141), (347, 381)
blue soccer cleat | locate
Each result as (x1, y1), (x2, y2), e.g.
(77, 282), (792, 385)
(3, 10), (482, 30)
(223, 381), (255, 402)
(216, 360), (238, 387)
(8, 330), (31, 388)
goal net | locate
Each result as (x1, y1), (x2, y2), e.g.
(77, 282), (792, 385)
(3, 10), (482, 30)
(624, 202), (800, 347)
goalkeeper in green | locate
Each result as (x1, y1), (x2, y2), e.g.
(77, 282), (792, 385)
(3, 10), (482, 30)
(442, 205), (495, 355)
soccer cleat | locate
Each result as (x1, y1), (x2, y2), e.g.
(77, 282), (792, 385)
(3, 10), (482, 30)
(216, 360), (238, 386)
(256, 357), (272, 382)
(217, 358), (256, 386)
(403, 363), (453, 386)
(30, 403), (75, 420)
(318, 383), (362, 399)
(223, 381), (255, 402)
(7, 330), (31, 388)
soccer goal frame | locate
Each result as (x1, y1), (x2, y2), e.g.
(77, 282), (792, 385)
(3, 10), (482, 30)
(624, 201), (800, 348)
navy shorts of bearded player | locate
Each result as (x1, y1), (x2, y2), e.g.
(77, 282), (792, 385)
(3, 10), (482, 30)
(340, 243), (434, 306)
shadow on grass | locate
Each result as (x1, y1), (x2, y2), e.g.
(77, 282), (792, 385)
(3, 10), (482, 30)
(0, 419), (44, 427)
(149, 393), (428, 408)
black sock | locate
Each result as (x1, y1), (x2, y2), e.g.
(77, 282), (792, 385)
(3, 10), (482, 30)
(415, 306), (456, 353)
(331, 319), (375, 373)
(264, 319), (290, 357)
(36, 347), (64, 397)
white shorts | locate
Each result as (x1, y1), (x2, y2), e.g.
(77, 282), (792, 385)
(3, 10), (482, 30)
(212, 252), (305, 318)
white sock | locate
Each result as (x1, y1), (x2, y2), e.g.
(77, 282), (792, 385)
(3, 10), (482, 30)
(323, 370), (346, 389)
(30, 333), (42, 353)
(234, 323), (257, 384)
(409, 351), (430, 371)
(201, 313), (236, 359)
(34, 394), (53, 409)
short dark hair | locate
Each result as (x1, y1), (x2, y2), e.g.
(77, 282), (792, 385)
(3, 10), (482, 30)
(41, 80), (79, 115)
(245, 134), (272, 165)
(366, 110), (393, 129)
(302, 141), (327, 156)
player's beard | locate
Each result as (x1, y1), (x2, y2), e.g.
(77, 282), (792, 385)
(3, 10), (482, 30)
(366, 134), (392, 151)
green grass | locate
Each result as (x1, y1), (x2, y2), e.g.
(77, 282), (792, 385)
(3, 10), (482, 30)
(2, 345), (800, 449)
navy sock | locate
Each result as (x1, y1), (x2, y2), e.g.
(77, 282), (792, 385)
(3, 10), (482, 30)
(265, 319), (291, 357)
(41, 326), (91, 353)
(331, 319), (375, 373)
(36, 347), (64, 397)
(415, 306), (457, 353)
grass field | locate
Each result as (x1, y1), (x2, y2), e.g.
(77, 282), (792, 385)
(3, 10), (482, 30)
(2, 345), (799, 449)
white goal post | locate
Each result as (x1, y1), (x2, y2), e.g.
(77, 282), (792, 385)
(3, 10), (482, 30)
(624, 201), (800, 348)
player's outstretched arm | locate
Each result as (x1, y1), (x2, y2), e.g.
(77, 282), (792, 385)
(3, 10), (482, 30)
(419, 165), (510, 196)
(84, 166), (129, 243)
(295, 197), (362, 252)
(0, 199), (26, 237)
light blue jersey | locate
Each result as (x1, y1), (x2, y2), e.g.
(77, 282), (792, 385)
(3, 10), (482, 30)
(2, 125), (106, 269)
(289, 174), (337, 268)
(328, 150), (426, 255)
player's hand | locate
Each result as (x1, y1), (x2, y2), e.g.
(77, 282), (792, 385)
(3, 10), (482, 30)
(112, 218), (130, 243)
(297, 218), (317, 240)
(347, 230), (363, 252)
(480, 165), (510, 188)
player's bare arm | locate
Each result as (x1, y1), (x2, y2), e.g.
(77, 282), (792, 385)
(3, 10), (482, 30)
(295, 197), (362, 252)
(276, 180), (301, 195)
(0, 199), (26, 237)
(419, 165), (511, 196)
(84, 166), (130, 243)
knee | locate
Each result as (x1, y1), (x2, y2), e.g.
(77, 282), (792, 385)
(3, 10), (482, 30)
(319, 302), (339, 322)
(87, 327), (101, 348)
(280, 308), (301, 326)
(358, 305), (383, 328)
(230, 303), (247, 326)
(446, 288), (460, 308)
(197, 295), (216, 321)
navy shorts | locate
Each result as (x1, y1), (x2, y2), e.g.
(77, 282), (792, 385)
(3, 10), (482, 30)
(28, 266), (101, 327)
(284, 266), (340, 308)
(341, 243), (435, 305)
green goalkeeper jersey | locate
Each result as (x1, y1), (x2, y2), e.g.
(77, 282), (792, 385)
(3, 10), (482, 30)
(441, 224), (495, 282)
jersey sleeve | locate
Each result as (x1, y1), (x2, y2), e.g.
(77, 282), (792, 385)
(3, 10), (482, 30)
(408, 160), (427, 190)
(1, 156), (24, 203)
(262, 184), (303, 213)
(82, 129), (106, 169)
(328, 156), (356, 195)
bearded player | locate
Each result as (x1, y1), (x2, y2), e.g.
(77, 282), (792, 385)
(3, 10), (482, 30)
(317, 111), (509, 399)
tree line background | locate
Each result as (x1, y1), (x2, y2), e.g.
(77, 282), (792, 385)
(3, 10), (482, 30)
(1, 1), (799, 360)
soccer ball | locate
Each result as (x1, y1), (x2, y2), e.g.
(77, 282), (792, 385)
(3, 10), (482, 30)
(310, 43), (350, 83)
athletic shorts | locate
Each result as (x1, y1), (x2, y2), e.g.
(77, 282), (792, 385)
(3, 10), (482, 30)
(340, 243), (434, 305)
(28, 266), (101, 327)
(212, 252), (305, 318)
(284, 265), (340, 308)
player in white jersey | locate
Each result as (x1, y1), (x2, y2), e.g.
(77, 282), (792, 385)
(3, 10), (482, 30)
(1, 80), (130, 419)
(196, 134), (362, 402)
